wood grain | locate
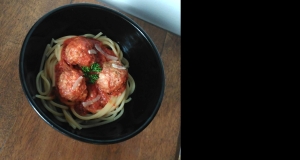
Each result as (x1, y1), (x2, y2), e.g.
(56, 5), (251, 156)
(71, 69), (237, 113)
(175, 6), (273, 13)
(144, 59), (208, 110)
(0, 0), (181, 159)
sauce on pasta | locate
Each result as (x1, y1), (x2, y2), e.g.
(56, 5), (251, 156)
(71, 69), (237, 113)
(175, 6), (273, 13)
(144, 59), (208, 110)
(56, 36), (127, 115)
(35, 32), (135, 129)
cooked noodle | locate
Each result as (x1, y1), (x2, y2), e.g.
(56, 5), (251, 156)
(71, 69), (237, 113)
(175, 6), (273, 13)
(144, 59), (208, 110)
(35, 32), (135, 129)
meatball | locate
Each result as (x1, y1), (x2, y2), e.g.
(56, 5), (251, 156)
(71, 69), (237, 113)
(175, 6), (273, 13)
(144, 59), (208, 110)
(64, 36), (95, 67)
(81, 85), (110, 114)
(97, 61), (128, 94)
(57, 68), (87, 102)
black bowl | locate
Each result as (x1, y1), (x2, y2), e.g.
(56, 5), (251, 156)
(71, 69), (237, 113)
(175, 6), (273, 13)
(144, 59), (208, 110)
(19, 3), (165, 144)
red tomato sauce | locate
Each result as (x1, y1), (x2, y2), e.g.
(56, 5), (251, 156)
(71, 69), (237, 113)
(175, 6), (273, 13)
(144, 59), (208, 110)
(53, 36), (127, 116)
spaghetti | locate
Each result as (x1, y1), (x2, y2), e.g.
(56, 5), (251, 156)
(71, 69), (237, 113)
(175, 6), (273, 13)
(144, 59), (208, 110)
(35, 32), (135, 129)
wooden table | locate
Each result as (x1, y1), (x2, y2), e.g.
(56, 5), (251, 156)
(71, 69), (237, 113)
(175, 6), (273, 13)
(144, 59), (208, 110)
(0, 0), (181, 159)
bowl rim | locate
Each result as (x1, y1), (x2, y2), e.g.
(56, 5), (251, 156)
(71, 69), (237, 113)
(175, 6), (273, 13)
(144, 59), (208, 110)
(19, 3), (165, 144)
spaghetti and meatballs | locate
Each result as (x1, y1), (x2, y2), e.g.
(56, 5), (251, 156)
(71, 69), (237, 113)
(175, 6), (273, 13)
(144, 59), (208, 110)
(35, 32), (135, 129)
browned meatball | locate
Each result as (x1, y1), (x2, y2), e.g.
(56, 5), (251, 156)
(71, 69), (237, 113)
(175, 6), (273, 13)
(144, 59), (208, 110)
(81, 84), (110, 114)
(97, 61), (128, 95)
(64, 36), (95, 67)
(57, 68), (87, 102)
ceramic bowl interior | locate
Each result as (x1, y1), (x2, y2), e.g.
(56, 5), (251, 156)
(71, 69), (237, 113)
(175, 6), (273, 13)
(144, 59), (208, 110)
(19, 3), (165, 144)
